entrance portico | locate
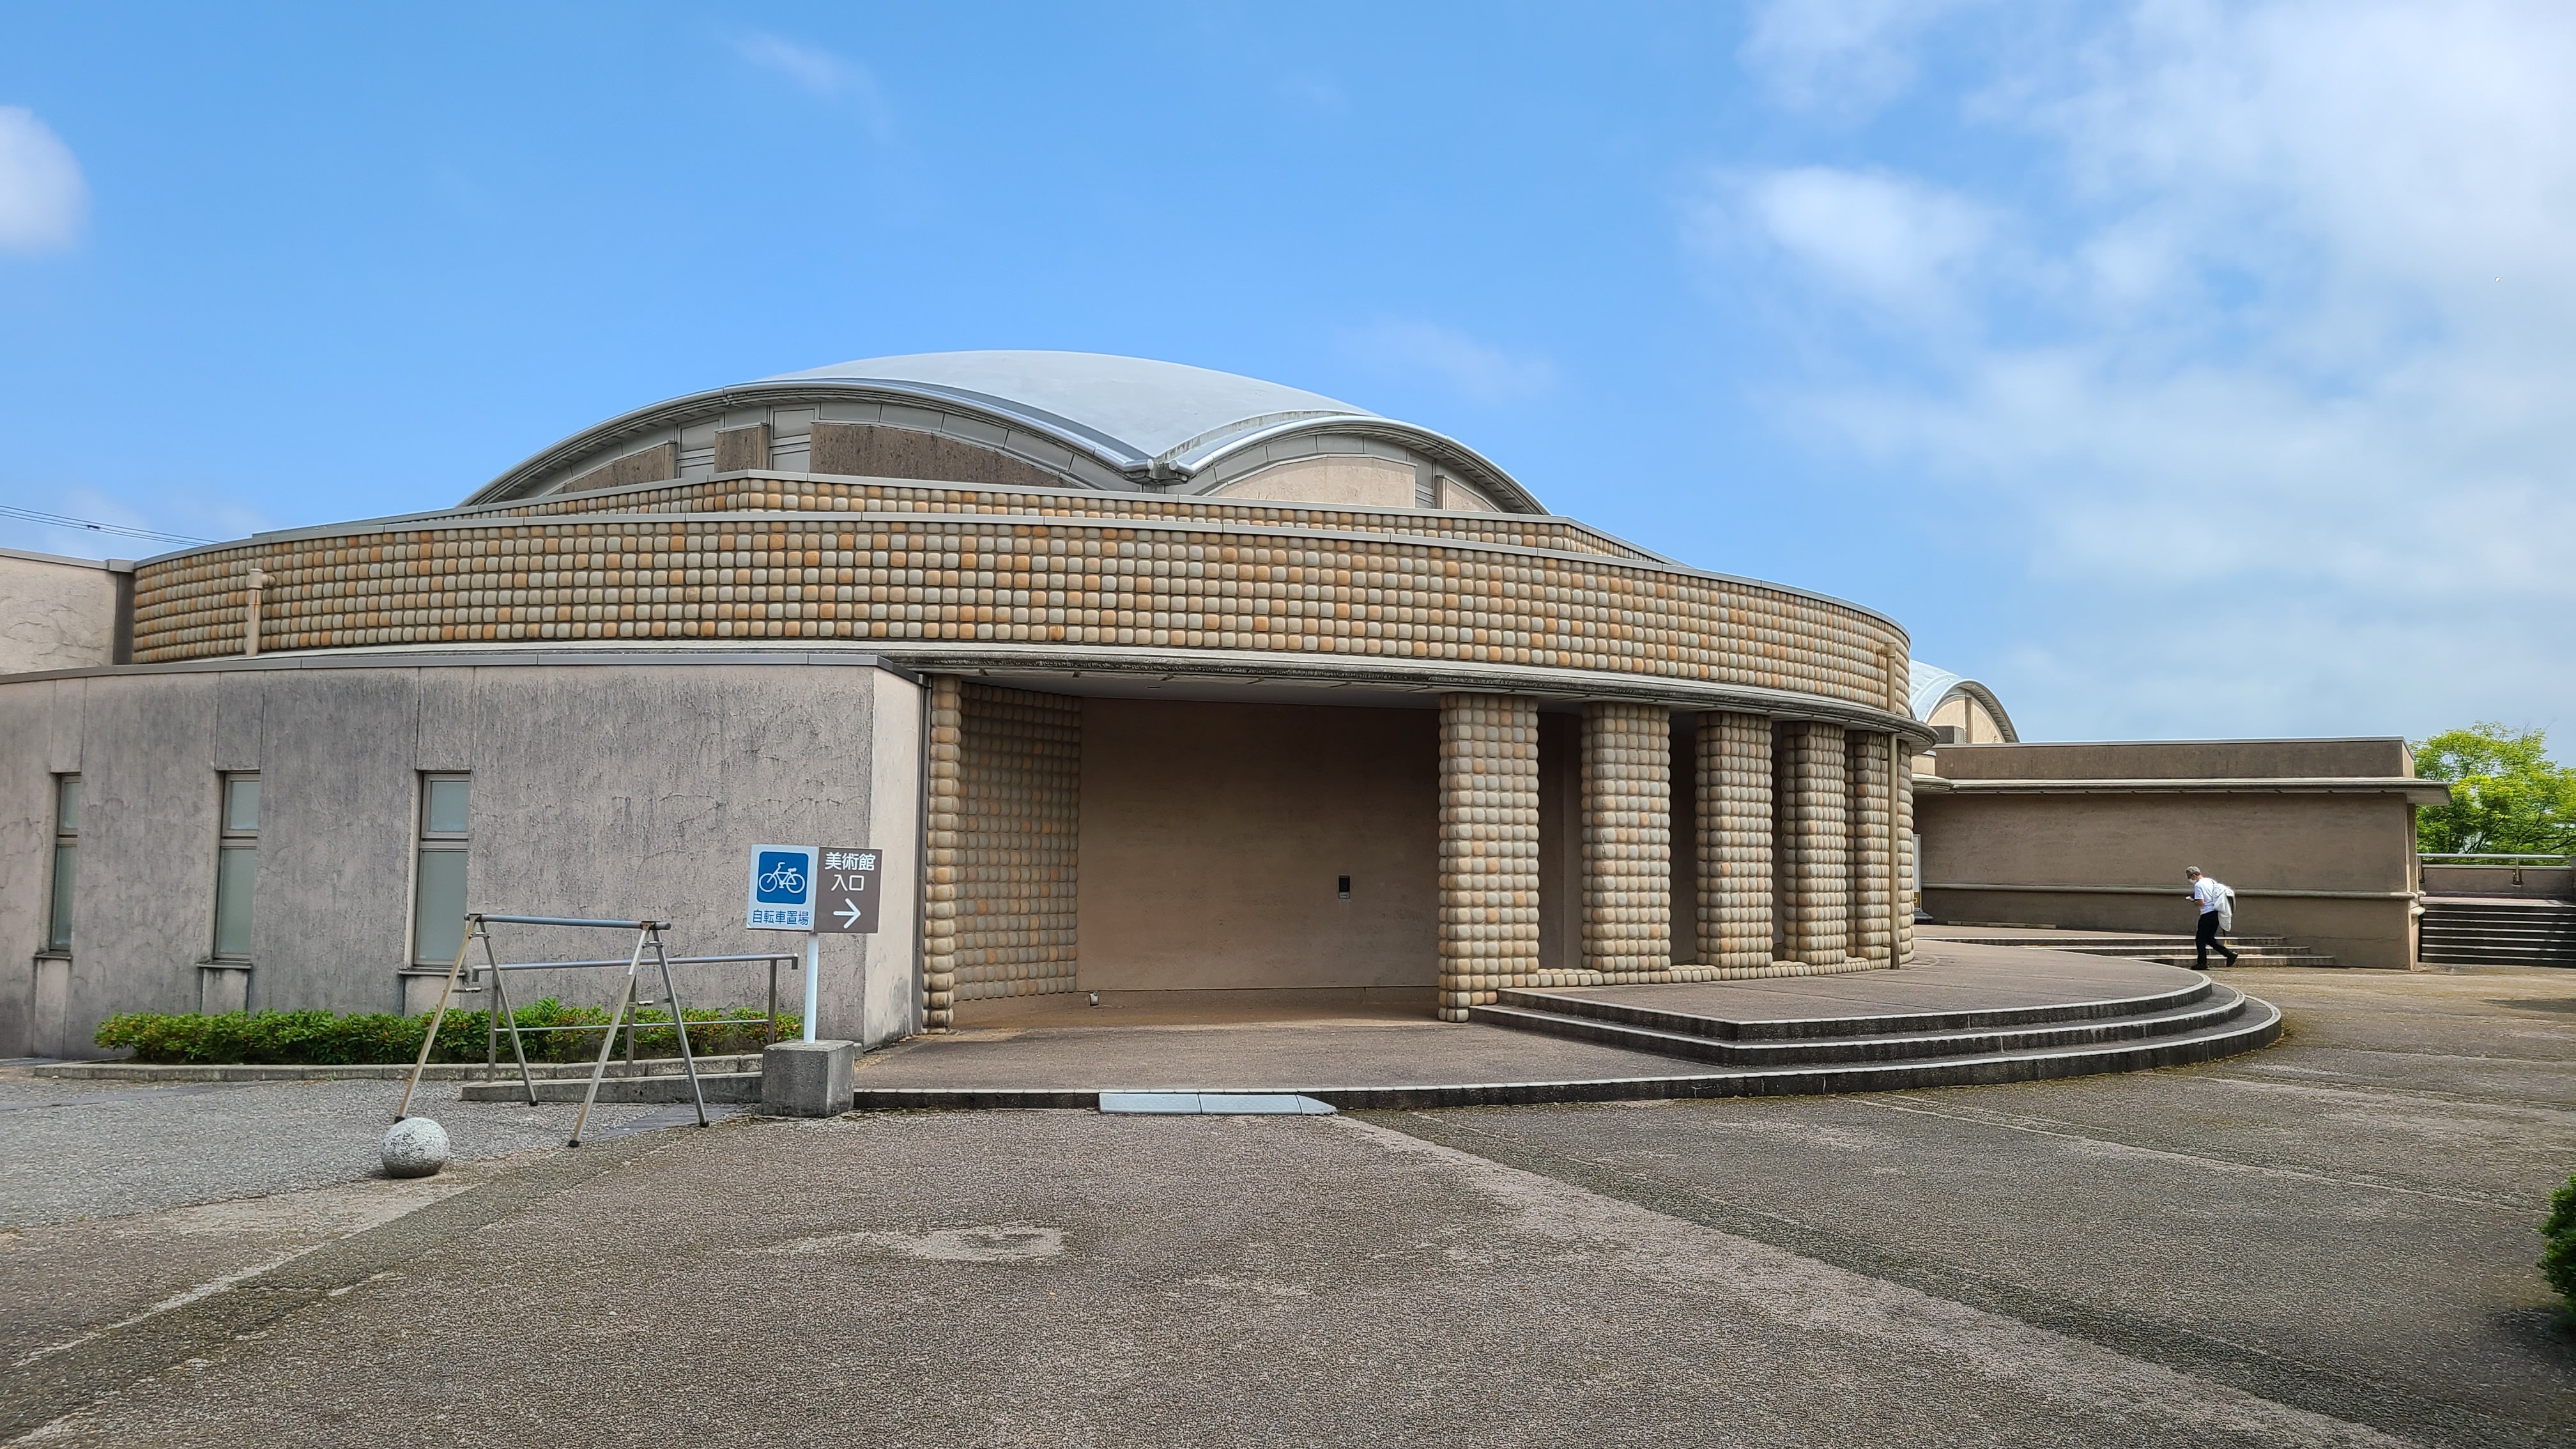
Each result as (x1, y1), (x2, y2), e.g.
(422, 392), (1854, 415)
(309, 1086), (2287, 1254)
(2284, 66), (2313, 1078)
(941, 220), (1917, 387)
(923, 675), (1919, 1029)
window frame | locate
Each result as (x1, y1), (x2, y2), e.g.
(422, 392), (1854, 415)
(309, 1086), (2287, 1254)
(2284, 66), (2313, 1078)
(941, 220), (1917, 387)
(410, 774), (471, 967)
(211, 772), (259, 962)
(43, 774), (79, 954)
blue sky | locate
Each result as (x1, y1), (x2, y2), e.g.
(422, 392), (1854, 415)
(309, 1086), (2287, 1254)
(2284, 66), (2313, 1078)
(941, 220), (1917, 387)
(3, 2), (2570, 752)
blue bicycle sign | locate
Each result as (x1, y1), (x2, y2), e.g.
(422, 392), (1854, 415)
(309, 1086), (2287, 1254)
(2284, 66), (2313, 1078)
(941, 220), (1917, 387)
(746, 845), (818, 930)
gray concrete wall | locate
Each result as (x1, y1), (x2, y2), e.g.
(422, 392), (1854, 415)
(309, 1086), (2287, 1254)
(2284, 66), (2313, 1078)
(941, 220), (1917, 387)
(0, 549), (126, 675)
(0, 654), (923, 1058)
(1076, 696), (1439, 993)
(1934, 739), (2412, 781)
(1916, 788), (2419, 969)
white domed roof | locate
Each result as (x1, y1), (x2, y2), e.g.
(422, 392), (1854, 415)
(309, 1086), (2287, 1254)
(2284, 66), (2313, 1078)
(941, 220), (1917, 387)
(466, 350), (1541, 510)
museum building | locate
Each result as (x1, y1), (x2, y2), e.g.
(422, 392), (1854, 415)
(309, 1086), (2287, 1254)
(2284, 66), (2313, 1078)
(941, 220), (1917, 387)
(0, 352), (1932, 1059)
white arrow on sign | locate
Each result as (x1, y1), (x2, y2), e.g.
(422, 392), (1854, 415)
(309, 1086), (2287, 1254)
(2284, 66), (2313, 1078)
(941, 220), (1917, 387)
(834, 900), (864, 930)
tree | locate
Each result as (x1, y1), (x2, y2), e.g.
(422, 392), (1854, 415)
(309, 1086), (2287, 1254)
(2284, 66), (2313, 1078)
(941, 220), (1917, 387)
(2411, 723), (2576, 855)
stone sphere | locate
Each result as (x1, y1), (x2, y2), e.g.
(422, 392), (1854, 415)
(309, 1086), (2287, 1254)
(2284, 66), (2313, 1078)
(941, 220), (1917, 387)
(381, 1117), (450, 1178)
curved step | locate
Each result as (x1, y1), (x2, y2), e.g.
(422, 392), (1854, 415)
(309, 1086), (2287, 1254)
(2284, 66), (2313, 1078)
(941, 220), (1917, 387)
(839, 996), (2287, 1112)
(1471, 986), (2249, 1068)
(1494, 976), (2213, 1043)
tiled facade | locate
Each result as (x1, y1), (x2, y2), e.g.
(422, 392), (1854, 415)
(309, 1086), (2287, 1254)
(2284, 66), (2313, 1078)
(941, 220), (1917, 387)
(923, 679), (1081, 1030)
(1775, 721), (1850, 968)
(126, 480), (1906, 718)
(1579, 702), (1672, 982)
(1437, 693), (1541, 1022)
(1845, 730), (1894, 966)
(1699, 712), (1775, 972)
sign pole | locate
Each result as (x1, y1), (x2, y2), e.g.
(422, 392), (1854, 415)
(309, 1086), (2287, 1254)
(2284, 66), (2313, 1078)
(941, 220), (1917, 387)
(802, 930), (820, 1043)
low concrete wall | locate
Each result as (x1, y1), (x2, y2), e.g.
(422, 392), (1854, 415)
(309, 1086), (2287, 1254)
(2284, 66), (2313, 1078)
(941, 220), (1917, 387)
(1917, 752), (2423, 970)
(0, 651), (923, 1059)
(1075, 696), (1438, 992)
(2421, 863), (2573, 899)
(0, 548), (128, 675)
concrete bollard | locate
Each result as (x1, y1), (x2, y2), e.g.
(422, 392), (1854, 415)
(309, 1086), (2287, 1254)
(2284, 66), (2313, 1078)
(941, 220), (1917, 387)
(761, 1039), (857, 1117)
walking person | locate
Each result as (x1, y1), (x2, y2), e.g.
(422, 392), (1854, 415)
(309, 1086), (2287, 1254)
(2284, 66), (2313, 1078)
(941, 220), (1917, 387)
(2185, 866), (2239, 968)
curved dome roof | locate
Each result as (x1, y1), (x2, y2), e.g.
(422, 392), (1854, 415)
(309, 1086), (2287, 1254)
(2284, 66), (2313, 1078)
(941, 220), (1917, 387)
(464, 350), (1542, 511)
(1908, 659), (2020, 740)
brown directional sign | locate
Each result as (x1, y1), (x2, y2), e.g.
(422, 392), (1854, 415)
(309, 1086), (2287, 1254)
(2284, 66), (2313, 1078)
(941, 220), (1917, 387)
(817, 847), (882, 933)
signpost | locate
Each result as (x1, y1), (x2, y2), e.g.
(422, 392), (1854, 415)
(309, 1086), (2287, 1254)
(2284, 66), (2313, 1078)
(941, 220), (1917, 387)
(818, 848), (881, 935)
(746, 843), (882, 1044)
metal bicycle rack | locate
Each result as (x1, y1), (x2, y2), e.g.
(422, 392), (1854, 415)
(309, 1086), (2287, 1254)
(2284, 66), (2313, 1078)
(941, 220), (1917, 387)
(396, 913), (798, 1146)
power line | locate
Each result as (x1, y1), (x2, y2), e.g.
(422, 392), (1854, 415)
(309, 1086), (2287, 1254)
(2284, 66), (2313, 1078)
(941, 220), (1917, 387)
(0, 503), (213, 547)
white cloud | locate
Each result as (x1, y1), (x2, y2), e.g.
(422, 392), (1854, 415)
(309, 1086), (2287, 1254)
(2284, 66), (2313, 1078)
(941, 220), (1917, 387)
(0, 107), (88, 254)
(732, 33), (894, 142)
(1739, 0), (1972, 113)
(1729, 166), (1996, 317)
(1713, 1), (2576, 741)
(1342, 321), (1558, 404)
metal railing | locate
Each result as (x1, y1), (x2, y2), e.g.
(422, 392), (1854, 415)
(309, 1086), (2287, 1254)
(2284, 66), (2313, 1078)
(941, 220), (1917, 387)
(397, 914), (795, 1146)
(2420, 852), (2568, 864)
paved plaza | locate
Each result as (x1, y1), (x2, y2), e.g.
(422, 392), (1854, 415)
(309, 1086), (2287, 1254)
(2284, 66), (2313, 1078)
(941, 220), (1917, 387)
(3, 967), (2571, 1447)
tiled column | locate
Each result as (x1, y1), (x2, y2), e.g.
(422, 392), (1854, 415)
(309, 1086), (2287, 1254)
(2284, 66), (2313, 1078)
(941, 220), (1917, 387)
(1696, 712), (1775, 970)
(1581, 702), (1671, 981)
(923, 675), (964, 1029)
(1439, 693), (1540, 1022)
(1846, 730), (1893, 966)
(951, 684), (1082, 1004)
(1774, 721), (1848, 967)
(1895, 745), (1916, 965)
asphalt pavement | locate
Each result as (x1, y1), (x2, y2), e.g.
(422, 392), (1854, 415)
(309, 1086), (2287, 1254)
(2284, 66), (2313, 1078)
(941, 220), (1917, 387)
(1, 965), (2568, 1447)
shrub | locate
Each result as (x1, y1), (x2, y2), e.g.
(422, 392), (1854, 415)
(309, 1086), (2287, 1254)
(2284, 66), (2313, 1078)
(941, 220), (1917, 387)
(95, 1000), (796, 1066)
(2545, 1174), (2576, 1317)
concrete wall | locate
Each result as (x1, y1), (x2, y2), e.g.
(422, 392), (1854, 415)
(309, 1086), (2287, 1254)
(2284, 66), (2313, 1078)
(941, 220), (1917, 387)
(1210, 456), (1418, 509)
(1935, 738), (2412, 781)
(0, 654), (923, 1059)
(1916, 786), (2421, 969)
(2421, 863), (2573, 899)
(1075, 696), (1439, 993)
(0, 549), (126, 675)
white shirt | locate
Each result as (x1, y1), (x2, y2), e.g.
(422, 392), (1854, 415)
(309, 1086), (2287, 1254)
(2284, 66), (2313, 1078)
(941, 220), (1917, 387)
(2192, 878), (2228, 914)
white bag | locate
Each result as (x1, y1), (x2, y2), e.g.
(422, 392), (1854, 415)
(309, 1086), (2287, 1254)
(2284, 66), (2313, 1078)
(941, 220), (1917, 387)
(2218, 887), (2235, 933)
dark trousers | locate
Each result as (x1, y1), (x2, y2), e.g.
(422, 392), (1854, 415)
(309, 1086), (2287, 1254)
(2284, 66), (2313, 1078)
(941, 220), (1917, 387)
(2195, 911), (2237, 967)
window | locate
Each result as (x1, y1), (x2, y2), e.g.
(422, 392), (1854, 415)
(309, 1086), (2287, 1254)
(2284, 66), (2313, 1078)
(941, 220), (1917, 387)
(411, 775), (470, 965)
(212, 774), (259, 960)
(45, 775), (79, 953)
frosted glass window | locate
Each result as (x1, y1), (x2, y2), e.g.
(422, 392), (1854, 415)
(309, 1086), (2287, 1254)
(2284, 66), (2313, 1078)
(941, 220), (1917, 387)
(412, 850), (469, 965)
(213, 773), (259, 960)
(413, 775), (471, 965)
(46, 775), (78, 952)
(47, 846), (75, 953)
(424, 778), (470, 836)
(213, 843), (257, 959)
(224, 778), (259, 832)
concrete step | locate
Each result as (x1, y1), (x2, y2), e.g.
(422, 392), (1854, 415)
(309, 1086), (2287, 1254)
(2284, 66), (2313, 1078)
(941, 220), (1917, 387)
(1935, 935), (2294, 950)
(1491, 979), (2212, 1043)
(1470, 988), (2249, 1070)
(2419, 901), (2576, 967)
(847, 999), (2287, 1112)
(2135, 952), (2340, 969)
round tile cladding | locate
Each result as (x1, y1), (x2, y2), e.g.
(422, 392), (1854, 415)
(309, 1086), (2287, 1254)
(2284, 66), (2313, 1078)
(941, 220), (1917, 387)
(128, 481), (1910, 716)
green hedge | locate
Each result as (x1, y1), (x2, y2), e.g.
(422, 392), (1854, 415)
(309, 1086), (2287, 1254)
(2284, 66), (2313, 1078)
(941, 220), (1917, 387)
(2546, 1173), (2576, 1321)
(94, 999), (797, 1066)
